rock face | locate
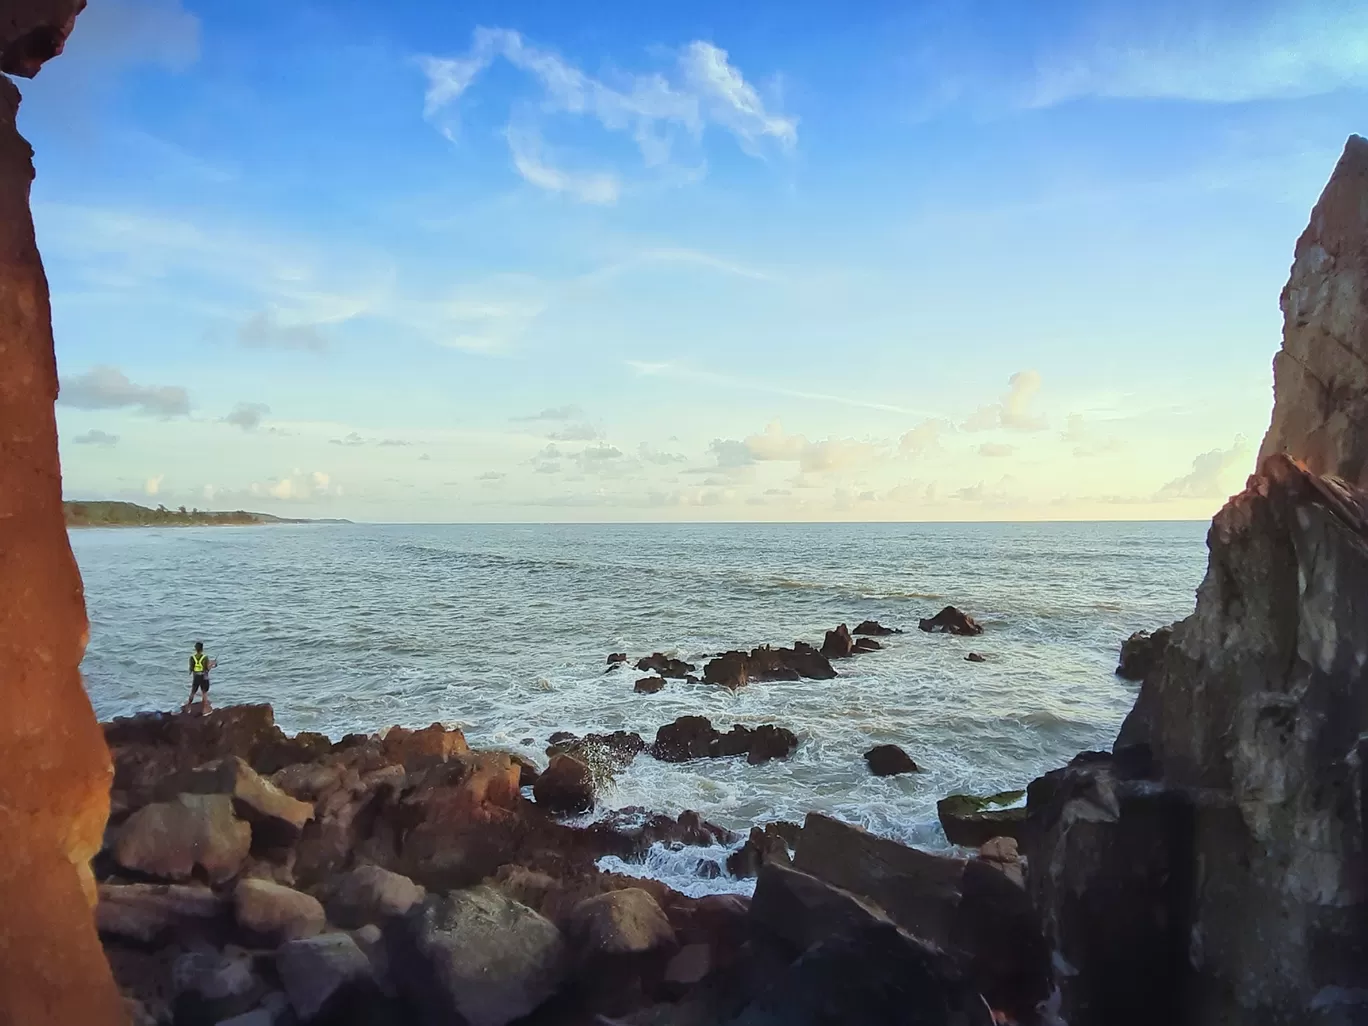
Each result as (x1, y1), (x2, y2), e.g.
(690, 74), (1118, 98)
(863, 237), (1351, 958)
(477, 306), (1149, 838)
(0, 4), (125, 1020)
(820, 623), (856, 658)
(1115, 626), (1171, 681)
(172, 755), (315, 847)
(1257, 135), (1368, 487)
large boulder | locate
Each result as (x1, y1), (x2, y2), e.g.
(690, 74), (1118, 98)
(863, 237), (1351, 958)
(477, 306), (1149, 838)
(636, 653), (696, 678)
(1257, 135), (1368, 486)
(381, 723), (469, 771)
(276, 932), (384, 1023)
(234, 878), (325, 942)
(937, 792), (1027, 848)
(171, 947), (268, 1026)
(171, 756), (314, 848)
(918, 606), (983, 636)
(634, 676), (666, 694)
(567, 887), (676, 956)
(1115, 626), (1172, 682)
(386, 887), (568, 1026)
(725, 824), (796, 878)
(96, 883), (227, 945)
(703, 651), (750, 689)
(651, 716), (718, 763)
(820, 624), (855, 658)
(745, 724), (798, 765)
(852, 620), (899, 636)
(532, 754), (595, 815)
(326, 865), (426, 929)
(864, 744), (919, 776)
(113, 793), (252, 883)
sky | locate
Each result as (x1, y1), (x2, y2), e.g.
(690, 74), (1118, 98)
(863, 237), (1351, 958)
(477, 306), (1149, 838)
(19, 0), (1368, 522)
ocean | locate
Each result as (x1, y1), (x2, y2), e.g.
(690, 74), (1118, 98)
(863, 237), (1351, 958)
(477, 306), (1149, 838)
(73, 520), (1207, 893)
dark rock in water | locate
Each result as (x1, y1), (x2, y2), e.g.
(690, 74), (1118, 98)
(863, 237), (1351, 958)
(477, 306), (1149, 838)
(635, 653), (696, 678)
(519, 737), (534, 746)
(1115, 626), (1171, 681)
(965, 652), (986, 663)
(532, 754), (595, 815)
(547, 731), (576, 745)
(607, 653), (627, 666)
(918, 606), (983, 636)
(546, 731), (644, 771)
(864, 744), (919, 776)
(704, 651), (750, 690)
(785, 641), (838, 680)
(651, 716), (718, 763)
(746, 725), (798, 765)
(743, 646), (801, 681)
(937, 792), (1027, 848)
(820, 624), (856, 658)
(730, 917), (992, 1026)
(852, 620), (900, 636)
(853, 637), (882, 652)
(633, 676), (666, 694)
(711, 725), (753, 758)
(725, 824), (796, 878)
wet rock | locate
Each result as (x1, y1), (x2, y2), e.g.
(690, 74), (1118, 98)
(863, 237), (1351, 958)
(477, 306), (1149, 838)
(532, 754), (596, 815)
(327, 865), (426, 929)
(703, 651), (750, 690)
(820, 624), (856, 658)
(113, 793), (252, 883)
(380, 723), (469, 772)
(853, 637), (882, 652)
(852, 620), (900, 636)
(965, 652), (986, 663)
(712, 725), (753, 758)
(276, 932), (383, 1023)
(549, 730), (646, 768)
(741, 646), (801, 682)
(918, 605), (983, 636)
(96, 883), (226, 945)
(1115, 626), (1171, 682)
(634, 676), (666, 694)
(234, 878), (325, 942)
(725, 825), (795, 878)
(171, 947), (267, 1026)
(169, 755), (314, 848)
(636, 653), (697, 678)
(703, 644), (839, 688)
(745, 725), (798, 765)
(568, 887), (676, 956)
(651, 716), (718, 763)
(863, 744), (919, 777)
(386, 887), (568, 1026)
(726, 921), (992, 1026)
(937, 792), (1027, 848)
(508, 752), (539, 788)
(607, 653), (627, 666)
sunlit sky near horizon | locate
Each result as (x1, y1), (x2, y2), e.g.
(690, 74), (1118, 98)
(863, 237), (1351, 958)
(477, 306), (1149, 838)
(22, 0), (1368, 522)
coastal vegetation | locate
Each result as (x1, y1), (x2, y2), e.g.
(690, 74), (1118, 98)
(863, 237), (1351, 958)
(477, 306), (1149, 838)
(63, 501), (348, 528)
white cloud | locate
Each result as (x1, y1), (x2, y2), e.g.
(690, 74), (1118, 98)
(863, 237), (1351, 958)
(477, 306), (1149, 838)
(224, 402), (270, 431)
(418, 28), (796, 198)
(979, 442), (1016, 458)
(638, 442), (686, 465)
(1157, 436), (1251, 499)
(60, 365), (189, 417)
(547, 422), (603, 442)
(799, 438), (878, 473)
(900, 418), (949, 455)
(964, 370), (1047, 432)
(144, 474), (164, 496)
(72, 429), (119, 446)
(745, 421), (807, 461)
(251, 469), (340, 503)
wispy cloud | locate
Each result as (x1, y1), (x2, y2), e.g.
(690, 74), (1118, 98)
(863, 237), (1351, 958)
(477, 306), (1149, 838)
(547, 422), (603, 442)
(72, 429), (119, 446)
(418, 28), (796, 199)
(963, 370), (1047, 432)
(627, 360), (929, 416)
(711, 421), (881, 474)
(60, 366), (189, 417)
(1157, 436), (1251, 499)
(239, 312), (328, 353)
(513, 405), (584, 422)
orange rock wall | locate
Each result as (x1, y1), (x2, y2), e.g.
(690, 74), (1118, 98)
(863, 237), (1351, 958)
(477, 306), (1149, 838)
(0, 1), (124, 1022)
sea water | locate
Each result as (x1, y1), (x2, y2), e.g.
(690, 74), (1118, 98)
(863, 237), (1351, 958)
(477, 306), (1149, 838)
(73, 520), (1207, 890)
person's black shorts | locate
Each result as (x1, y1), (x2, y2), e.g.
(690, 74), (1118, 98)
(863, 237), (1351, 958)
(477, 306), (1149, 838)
(191, 674), (210, 694)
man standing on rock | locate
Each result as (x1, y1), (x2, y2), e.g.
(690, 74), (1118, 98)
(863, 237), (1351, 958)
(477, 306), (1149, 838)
(185, 641), (217, 713)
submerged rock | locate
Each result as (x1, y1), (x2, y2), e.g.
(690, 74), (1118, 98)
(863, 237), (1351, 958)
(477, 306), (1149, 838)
(852, 620), (900, 636)
(918, 606), (983, 636)
(702, 643), (838, 689)
(863, 744), (919, 777)
(965, 652), (986, 663)
(635, 653), (696, 678)
(650, 717), (798, 765)
(607, 653), (627, 666)
(633, 676), (666, 694)
(1115, 626), (1171, 682)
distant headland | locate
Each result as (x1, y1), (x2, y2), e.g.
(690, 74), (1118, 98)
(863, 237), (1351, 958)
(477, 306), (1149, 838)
(63, 500), (352, 528)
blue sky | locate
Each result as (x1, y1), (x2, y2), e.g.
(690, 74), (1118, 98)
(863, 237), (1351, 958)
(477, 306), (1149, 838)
(22, 0), (1368, 521)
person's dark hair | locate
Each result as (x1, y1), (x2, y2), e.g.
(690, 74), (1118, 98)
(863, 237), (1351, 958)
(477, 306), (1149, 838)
(194, 641), (204, 651)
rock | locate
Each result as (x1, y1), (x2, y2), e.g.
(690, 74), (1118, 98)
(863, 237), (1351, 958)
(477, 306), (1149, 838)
(750, 862), (895, 953)
(172, 756), (314, 848)
(509, 752), (539, 788)
(741, 646), (801, 681)
(937, 792), (1027, 848)
(276, 932), (382, 1023)
(783, 641), (838, 680)
(636, 653), (696, 678)
(271, 762), (349, 804)
(2, 15), (127, 1018)
(1115, 626), (1171, 681)
(235, 878), (325, 942)
(549, 730), (646, 768)
(863, 744), (919, 776)
(381, 723), (469, 771)
(171, 947), (268, 1026)
(113, 793), (252, 883)
(745, 725), (797, 765)
(634, 676), (666, 694)
(96, 882), (226, 945)
(853, 637), (881, 652)
(253, 730), (334, 776)
(951, 860), (1051, 1023)
(532, 754), (595, 815)
(1257, 135), (1368, 486)
(852, 620), (899, 636)
(791, 813), (965, 951)
(976, 837), (1024, 888)
(651, 716), (717, 763)
(820, 624), (855, 658)
(917, 605), (983, 635)
(711, 725), (753, 758)
(965, 652), (986, 663)
(327, 865), (426, 929)
(385, 886), (568, 1026)
(568, 887), (676, 956)
(664, 943), (712, 987)
(725, 825), (795, 878)
(703, 651), (749, 690)
(607, 653), (627, 665)
(725, 921), (992, 1026)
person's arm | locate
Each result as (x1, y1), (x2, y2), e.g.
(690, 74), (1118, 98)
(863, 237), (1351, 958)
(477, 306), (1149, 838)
(189, 655), (195, 674)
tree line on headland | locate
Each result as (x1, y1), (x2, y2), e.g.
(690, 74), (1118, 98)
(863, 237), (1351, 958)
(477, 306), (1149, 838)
(63, 501), (349, 527)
